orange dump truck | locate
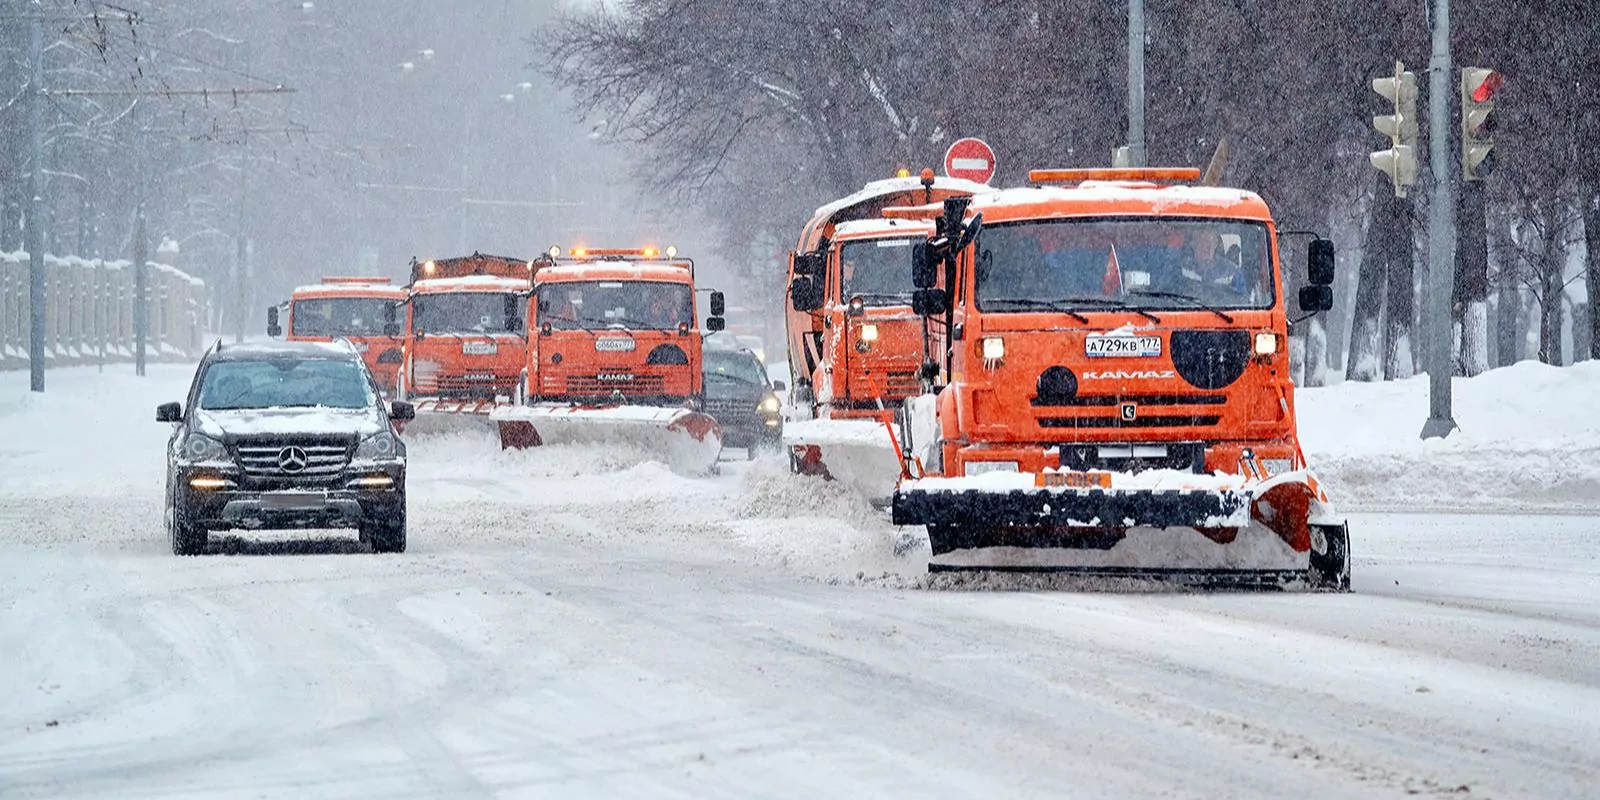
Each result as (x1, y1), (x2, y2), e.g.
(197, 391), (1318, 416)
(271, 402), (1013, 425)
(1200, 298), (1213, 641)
(887, 168), (1348, 588)
(489, 247), (726, 474)
(268, 276), (408, 391)
(782, 171), (990, 493)
(393, 253), (533, 427)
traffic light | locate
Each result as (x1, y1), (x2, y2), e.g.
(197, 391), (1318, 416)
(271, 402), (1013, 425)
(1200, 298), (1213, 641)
(1369, 60), (1419, 198)
(1461, 67), (1504, 181)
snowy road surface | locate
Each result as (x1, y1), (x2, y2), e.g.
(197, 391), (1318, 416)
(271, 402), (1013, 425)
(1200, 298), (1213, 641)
(1, 365), (1598, 798)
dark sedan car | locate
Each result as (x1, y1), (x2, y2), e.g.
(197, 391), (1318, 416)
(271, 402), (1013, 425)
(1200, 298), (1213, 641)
(157, 340), (413, 555)
(703, 344), (783, 458)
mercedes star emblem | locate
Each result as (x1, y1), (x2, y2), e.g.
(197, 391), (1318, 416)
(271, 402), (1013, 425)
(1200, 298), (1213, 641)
(278, 446), (309, 472)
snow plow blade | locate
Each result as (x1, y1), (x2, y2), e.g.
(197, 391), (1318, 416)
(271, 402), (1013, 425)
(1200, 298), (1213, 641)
(893, 487), (1251, 529)
(897, 471), (1349, 591)
(783, 419), (903, 503)
(395, 398), (502, 438)
(489, 404), (722, 475)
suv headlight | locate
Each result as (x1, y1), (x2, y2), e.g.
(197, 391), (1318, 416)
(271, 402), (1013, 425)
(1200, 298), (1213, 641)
(354, 432), (401, 460)
(759, 393), (780, 413)
(182, 432), (227, 463)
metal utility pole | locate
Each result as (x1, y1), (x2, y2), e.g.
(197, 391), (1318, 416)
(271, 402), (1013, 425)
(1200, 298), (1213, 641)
(1421, 0), (1458, 439)
(26, 2), (45, 392)
(1127, 0), (1147, 168)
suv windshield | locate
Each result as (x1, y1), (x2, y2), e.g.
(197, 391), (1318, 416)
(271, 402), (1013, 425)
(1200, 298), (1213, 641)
(198, 359), (373, 411)
(839, 238), (916, 306)
(704, 350), (767, 386)
(291, 297), (393, 337)
(975, 218), (1274, 311)
(412, 292), (522, 335)
(537, 281), (690, 331)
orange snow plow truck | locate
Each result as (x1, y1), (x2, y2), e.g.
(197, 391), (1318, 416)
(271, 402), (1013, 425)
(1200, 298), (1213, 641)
(269, 277), (408, 391)
(391, 253), (532, 433)
(489, 246), (726, 474)
(783, 170), (989, 495)
(889, 168), (1350, 589)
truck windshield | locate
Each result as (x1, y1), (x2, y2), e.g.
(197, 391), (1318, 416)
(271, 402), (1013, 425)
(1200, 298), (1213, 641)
(974, 218), (1274, 312)
(199, 359), (373, 411)
(412, 292), (523, 335)
(291, 297), (393, 337)
(839, 238), (917, 306)
(536, 281), (691, 331)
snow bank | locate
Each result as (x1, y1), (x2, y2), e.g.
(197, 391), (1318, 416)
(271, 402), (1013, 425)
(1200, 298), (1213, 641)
(1300, 360), (1600, 511)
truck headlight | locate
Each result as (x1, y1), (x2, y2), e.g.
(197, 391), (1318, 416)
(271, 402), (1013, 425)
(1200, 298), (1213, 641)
(759, 393), (780, 413)
(859, 323), (879, 342)
(1254, 332), (1278, 355)
(355, 432), (401, 460)
(981, 336), (1005, 361)
(964, 460), (1018, 476)
(182, 432), (226, 462)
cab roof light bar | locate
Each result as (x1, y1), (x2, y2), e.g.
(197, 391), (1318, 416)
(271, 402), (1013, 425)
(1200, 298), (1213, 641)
(1028, 167), (1202, 185)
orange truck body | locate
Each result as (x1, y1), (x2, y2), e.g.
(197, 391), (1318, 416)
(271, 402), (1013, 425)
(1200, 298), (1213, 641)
(520, 249), (713, 406)
(891, 169), (1345, 582)
(281, 277), (408, 391)
(785, 173), (990, 418)
(397, 254), (533, 403)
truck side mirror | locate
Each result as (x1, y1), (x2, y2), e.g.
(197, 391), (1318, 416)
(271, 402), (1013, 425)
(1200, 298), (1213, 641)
(792, 251), (824, 277)
(156, 401), (182, 423)
(709, 290), (726, 317)
(912, 287), (949, 317)
(389, 400), (416, 421)
(384, 301), (402, 337)
(1298, 285), (1334, 313)
(790, 277), (823, 312)
(705, 316), (726, 332)
(912, 242), (939, 289)
(1308, 238), (1335, 286)
(503, 294), (522, 333)
(266, 306), (282, 338)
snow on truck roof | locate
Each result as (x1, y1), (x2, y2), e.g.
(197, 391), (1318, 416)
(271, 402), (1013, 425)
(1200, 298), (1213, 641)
(810, 175), (994, 220)
(409, 275), (530, 293)
(535, 262), (693, 284)
(291, 281), (407, 298)
(968, 182), (1273, 223)
(833, 217), (934, 240)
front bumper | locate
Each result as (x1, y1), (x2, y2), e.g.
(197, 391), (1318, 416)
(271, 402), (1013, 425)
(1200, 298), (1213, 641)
(175, 462), (405, 531)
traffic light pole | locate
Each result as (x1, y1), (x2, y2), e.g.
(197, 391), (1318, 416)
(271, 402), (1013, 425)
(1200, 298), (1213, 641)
(1421, 0), (1458, 439)
(1127, 0), (1147, 168)
(26, 4), (45, 393)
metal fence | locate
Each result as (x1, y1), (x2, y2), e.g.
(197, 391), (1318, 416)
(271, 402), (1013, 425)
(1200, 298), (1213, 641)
(0, 252), (208, 370)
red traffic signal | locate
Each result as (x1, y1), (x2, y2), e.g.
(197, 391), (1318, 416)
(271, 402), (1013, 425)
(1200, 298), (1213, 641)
(1468, 69), (1504, 103)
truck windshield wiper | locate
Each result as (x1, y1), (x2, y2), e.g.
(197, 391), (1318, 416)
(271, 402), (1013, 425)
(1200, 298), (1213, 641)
(983, 298), (1090, 323)
(1126, 290), (1235, 323)
(990, 296), (1163, 324)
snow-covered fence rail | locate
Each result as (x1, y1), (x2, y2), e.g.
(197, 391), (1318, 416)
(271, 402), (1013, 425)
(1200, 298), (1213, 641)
(0, 252), (208, 369)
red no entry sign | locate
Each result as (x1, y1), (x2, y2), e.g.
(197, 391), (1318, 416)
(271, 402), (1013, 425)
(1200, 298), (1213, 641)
(943, 137), (997, 184)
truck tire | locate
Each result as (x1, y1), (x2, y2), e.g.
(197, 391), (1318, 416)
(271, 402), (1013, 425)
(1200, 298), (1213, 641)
(1308, 523), (1351, 592)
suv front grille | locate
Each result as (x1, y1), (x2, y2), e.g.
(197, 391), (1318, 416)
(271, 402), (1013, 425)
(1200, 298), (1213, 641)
(235, 440), (351, 476)
(705, 397), (760, 427)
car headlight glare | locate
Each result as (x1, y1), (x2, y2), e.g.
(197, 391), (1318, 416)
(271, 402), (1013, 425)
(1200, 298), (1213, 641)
(183, 433), (226, 462)
(759, 393), (780, 413)
(355, 432), (399, 460)
(859, 323), (879, 342)
(981, 336), (1005, 361)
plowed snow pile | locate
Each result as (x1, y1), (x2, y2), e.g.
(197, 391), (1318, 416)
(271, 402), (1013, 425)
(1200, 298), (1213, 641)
(1298, 360), (1600, 511)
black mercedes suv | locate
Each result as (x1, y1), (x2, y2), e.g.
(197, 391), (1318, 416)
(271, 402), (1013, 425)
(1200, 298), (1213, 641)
(157, 340), (414, 555)
(703, 342), (784, 458)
